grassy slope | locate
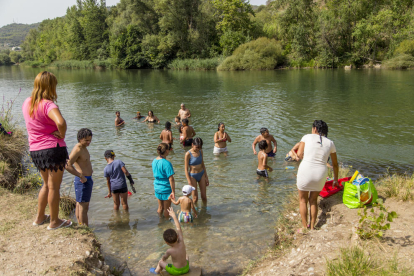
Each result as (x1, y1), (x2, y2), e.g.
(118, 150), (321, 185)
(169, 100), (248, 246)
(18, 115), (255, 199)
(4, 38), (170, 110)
(0, 23), (40, 46)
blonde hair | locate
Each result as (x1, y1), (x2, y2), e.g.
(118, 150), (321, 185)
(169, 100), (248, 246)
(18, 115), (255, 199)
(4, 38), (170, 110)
(29, 71), (58, 117)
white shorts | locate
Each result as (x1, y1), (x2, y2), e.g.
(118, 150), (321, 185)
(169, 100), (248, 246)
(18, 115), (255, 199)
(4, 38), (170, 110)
(213, 146), (228, 154)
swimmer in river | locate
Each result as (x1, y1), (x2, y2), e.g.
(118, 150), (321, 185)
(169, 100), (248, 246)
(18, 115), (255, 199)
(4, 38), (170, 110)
(134, 111), (144, 120)
(177, 103), (191, 122)
(143, 110), (160, 123)
(115, 111), (125, 127)
(252, 127), (278, 158)
(169, 185), (197, 223)
(213, 122), (231, 156)
(181, 119), (196, 147)
(160, 122), (174, 150)
(256, 140), (273, 179)
(175, 116), (182, 127)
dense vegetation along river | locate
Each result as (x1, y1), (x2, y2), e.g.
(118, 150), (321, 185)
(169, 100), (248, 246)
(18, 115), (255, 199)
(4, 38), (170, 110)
(1, 66), (413, 275)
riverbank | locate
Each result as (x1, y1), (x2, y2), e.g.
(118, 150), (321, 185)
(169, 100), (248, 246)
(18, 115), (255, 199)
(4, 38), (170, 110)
(243, 173), (414, 275)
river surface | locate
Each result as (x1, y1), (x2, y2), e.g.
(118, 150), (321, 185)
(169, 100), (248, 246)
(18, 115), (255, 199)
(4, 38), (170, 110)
(1, 66), (413, 275)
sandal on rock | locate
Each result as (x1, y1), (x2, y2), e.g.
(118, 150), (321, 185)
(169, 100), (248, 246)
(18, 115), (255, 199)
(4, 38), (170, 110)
(33, 215), (50, 226)
(47, 219), (72, 230)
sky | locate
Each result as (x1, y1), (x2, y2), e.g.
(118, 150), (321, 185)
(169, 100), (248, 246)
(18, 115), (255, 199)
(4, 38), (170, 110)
(0, 0), (268, 28)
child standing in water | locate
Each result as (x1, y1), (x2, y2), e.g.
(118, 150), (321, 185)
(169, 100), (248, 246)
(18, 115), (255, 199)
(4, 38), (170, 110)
(160, 122), (174, 150)
(66, 128), (94, 226)
(175, 116), (181, 127)
(115, 111), (125, 127)
(257, 140), (273, 178)
(150, 207), (190, 275)
(169, 185), (198, 223)
(104, 150), (136, 210)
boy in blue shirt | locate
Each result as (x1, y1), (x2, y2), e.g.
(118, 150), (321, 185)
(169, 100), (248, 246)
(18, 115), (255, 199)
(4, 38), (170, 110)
(104, 150), (136, 210)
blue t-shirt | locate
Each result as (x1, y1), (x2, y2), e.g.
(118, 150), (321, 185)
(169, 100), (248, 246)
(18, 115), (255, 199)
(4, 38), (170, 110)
(104, 159), (127, 190)
(152, 158), (175, 194)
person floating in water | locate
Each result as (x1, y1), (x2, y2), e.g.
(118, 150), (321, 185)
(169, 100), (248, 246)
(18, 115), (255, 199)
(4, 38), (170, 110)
(65, 128), (94, 226)
(177, 103), (191, 122)
(104, 150), (136, 210)
(133, 111), (144, 120)
(257, 140), (273, 178)
(0, 123), (12, 136)
(169, 185), (197, 223)
(213, 122), (231, 155)
(252, 127), (278, 158)
(149, 207), (190, 275)
(181, 119), (195, 147)
(160, 122), (174, 150)
(115, 111), (125, 127)
(143, 110), (160, 123)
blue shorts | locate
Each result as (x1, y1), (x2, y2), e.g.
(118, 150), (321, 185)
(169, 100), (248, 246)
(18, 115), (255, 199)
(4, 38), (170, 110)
(155, 192), (171, 201)
(267, 151), (276, 157)
(74, 176), (93, 203)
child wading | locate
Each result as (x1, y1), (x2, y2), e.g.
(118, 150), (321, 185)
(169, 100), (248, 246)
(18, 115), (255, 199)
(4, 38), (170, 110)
(256, 140), (273, 179)
(160, 121), (174, 150)
(170, 185), (198, 223)
(150, 207), (190, 275)
(104, 150), (136, 210)
(66, 128), (93, 226)
(115, 111), (125, 127)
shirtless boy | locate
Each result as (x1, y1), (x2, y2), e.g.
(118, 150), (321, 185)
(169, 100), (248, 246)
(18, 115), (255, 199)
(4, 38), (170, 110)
(181, 119), (196, 147)
(115, 111), (125, 127)
(150, 207), (190, 275)
(257, 140), (273, 178)
(252, 128), (278, 157)
(177, 103), (191, 121)
(169, 185), (197, 223)
(134, 111), (144, 120)
(160, 122), (174, 150)
(66, 128), (93, 226)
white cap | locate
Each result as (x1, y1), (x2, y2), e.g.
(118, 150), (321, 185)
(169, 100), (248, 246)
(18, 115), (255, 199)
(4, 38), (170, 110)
(182, 185), (195, 195)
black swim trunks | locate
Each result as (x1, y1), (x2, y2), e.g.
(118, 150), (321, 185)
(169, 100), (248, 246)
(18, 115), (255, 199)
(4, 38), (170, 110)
(256, 169), (269, 178)
(183, 138), (193, 147)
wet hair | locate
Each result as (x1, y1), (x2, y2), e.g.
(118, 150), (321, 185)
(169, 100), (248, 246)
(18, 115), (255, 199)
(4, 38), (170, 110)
(30, 71), (58, 117)
(148, 110), (154, 116)
(157, 143), (169, 155)
(182, 118), (189, 125)
(217, 122), (225, 131)
(165, 121), (171, 130)
(260, 128), (268, 134)
(77, 128), (93, 142)
(258, 140), (268, 150)
(175, 115), (180, 121)
(179, 125), (183, 134)
(163, 229), (178, 244)
(192, 137), (203, 149)
(312, 120), (328, 146)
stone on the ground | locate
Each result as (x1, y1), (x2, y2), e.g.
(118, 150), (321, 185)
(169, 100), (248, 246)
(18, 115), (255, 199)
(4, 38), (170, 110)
(160, 266), (202, 276)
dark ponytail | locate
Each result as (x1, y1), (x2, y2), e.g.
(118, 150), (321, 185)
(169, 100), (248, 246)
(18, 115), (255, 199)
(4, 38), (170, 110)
(217, 122), (224, 131)
(192, 137), (203, 149)
(165, 121), (171, 130)
(312, 120), (328, 146)
(157, 143), (169, 155)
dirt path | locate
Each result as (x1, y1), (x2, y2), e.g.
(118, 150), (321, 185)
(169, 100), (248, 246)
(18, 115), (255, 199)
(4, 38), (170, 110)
(0, 188), (116, 276)
(245, 192), (414, 276)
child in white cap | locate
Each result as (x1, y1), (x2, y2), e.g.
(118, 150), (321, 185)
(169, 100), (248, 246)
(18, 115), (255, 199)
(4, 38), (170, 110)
(169, 185), (198, 223)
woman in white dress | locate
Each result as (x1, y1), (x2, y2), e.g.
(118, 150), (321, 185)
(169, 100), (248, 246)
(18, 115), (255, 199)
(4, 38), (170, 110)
(296, 120), (339, 231)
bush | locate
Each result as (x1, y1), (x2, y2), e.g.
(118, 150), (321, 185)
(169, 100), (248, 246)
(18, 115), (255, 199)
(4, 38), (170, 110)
(383, 54), (414, 69)
(0, 53), (12, 65)
(395, 40), (414, 56)
(23, 60), (47, 67)
(168, 57), (223, 70)
(217, 37), (284, 71)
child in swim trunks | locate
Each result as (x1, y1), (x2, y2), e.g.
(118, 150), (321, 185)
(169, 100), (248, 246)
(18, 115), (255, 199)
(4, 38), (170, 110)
(150, 207), (190, 275)
(104, 150), (136, 210)
(257, 140), (273, 178)
(169, 185), (198, 223)
(160, 121), (174, 150)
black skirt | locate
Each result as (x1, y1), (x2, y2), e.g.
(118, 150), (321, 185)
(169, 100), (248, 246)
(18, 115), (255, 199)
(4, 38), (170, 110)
(30, 144), (69, 172)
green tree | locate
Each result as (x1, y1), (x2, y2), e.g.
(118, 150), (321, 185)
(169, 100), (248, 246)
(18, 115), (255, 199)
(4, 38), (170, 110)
(9, 51), (23, 63)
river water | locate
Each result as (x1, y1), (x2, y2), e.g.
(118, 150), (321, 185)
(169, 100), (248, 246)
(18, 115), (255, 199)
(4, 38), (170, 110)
(1, 66), (413, 275)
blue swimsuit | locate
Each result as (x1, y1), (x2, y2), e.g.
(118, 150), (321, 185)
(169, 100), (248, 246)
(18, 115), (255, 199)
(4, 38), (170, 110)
(189, 150), (204, 182)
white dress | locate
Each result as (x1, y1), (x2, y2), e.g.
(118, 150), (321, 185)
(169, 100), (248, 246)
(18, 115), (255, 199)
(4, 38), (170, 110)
(297, 134), (336, 191)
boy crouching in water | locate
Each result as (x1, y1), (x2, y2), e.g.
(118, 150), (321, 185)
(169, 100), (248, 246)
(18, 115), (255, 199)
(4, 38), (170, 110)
(104, 150), (136, 210)
(256, 140), (273, 179)
(66, 128), (94, 226)
(150, 207), (190, 275)
(169, 185), (198, 223)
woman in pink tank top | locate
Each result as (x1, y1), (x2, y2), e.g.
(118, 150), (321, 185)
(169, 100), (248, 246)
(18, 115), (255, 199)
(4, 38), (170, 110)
(22, 71), (72, 230)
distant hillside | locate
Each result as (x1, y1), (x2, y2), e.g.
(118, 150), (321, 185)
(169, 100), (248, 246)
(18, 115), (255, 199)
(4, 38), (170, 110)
(0, 23), (40, 47)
